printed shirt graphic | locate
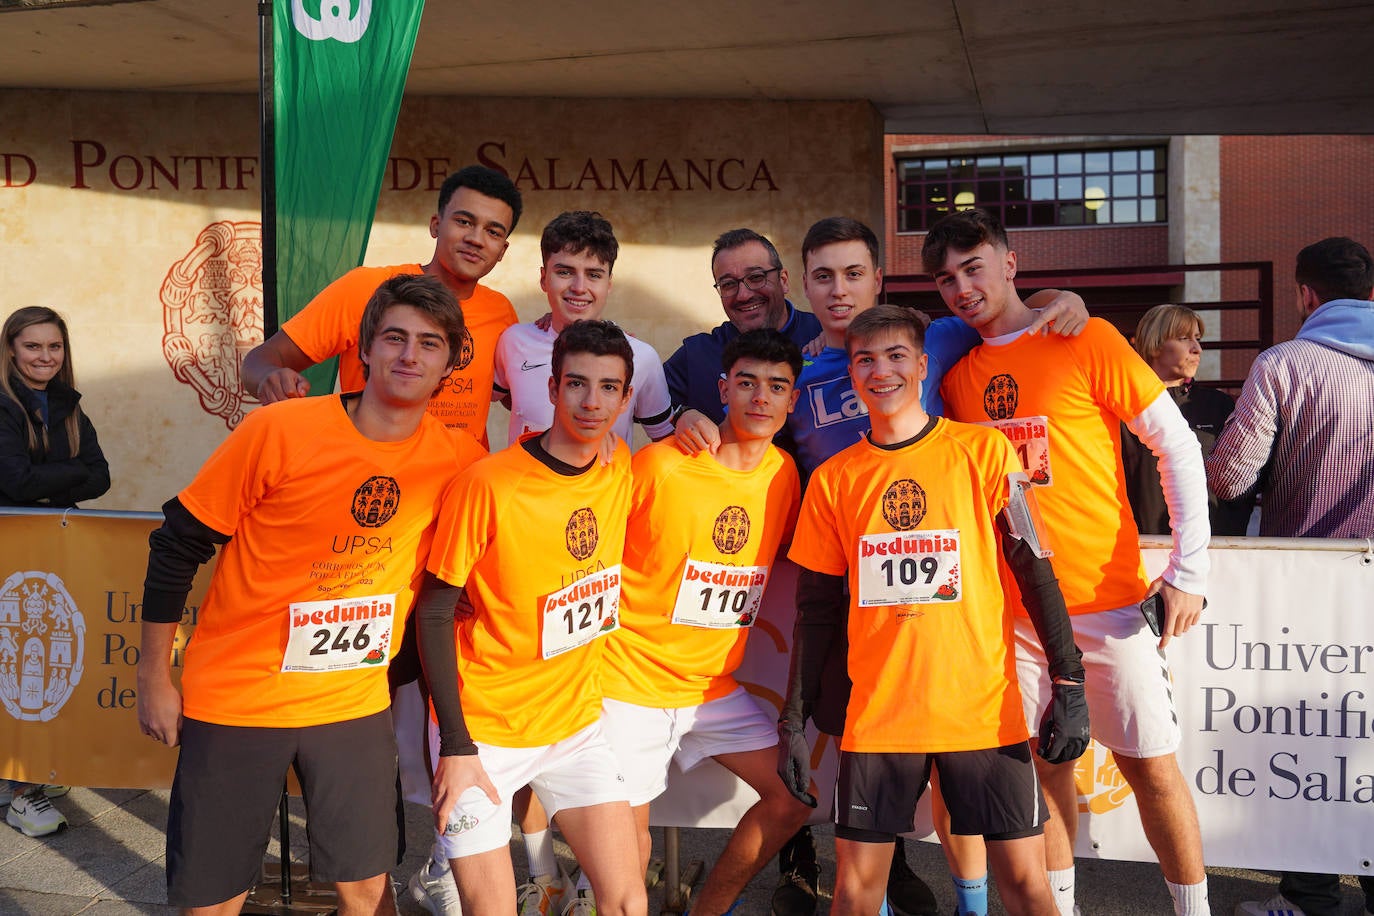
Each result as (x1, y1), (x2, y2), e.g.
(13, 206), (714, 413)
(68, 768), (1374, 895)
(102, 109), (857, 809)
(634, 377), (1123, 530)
(940, 318), (1164, 615)
(602, 440), (800, 707)
(282, 264), (517, 443)
(427, 441), (634, 747)
(788, 322), (980, 477)
(492, 322), (673, 446)
(177, 395), (485, 728)
(788, 419), (1028, 754)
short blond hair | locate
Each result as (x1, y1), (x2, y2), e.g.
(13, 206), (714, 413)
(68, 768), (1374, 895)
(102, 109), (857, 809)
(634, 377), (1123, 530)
(1132, 304), (1203, 362)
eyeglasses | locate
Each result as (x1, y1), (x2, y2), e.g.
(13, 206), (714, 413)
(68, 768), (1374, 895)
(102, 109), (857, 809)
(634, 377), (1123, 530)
(713, 266), (781, 298)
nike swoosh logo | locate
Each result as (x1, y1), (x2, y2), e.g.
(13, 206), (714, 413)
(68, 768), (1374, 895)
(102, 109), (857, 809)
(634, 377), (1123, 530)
(521, 361), (548, 371)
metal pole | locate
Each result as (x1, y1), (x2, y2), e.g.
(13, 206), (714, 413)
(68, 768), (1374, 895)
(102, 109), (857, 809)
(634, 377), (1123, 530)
(278, 786), (292, 903)
(259, 0), (279, 339)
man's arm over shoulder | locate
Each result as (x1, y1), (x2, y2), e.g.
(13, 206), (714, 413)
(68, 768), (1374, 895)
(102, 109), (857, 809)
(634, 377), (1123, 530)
(1205, 354), (1281, 501)
(242, 330), (314, 402)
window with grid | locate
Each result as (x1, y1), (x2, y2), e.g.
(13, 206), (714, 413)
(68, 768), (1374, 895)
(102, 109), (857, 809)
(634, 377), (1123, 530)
(896, 146), (1167, 232)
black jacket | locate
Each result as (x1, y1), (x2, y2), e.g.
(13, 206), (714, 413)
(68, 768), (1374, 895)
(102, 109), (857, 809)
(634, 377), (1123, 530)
(1122, 381), (1253, 537)
(0, 375), (110, 507)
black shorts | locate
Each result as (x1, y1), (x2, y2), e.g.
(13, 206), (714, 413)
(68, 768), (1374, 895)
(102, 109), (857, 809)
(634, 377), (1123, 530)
(166, 710), (404, 908)
(834, 741), (1046, 842)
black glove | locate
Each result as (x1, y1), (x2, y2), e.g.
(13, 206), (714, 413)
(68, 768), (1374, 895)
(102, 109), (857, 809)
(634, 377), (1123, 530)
(1037, 681), (1090, 764)
(775, 720), (817, 808)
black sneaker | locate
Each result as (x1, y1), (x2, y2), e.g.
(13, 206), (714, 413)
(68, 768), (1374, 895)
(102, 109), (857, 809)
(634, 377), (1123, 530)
(886, 837), (939, 916)
(772, 826), (820, 916)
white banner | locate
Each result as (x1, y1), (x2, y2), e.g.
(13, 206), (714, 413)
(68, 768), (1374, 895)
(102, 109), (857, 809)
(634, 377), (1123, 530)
(650, 539), (1374, 877)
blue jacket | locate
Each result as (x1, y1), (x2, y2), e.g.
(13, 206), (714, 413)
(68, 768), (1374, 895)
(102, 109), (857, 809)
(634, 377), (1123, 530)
(664, 302), (822, 423)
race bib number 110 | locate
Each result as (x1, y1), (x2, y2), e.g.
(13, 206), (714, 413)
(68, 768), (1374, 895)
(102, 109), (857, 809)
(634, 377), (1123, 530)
(856, 530), (961, 607)
(671, 559), (770, 629)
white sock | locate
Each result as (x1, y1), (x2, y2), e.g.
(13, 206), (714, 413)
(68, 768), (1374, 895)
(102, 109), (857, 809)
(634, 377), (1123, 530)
(1048, 866), (1075, 916)
(523, 829), (558, 881)
(427, 842), (450, 878)
(1167, 878), (1210, 916)
(574, 870), (592, 894)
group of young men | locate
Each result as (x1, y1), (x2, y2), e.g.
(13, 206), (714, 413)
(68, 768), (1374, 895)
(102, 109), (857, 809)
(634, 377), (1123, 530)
(137, 163), (1223, 916)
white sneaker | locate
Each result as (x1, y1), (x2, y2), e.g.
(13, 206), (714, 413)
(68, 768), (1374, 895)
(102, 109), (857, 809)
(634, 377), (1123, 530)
(562, 887), (596, 916)
(408, 855), (463, 916)
(519, 871), (571, 916)
(1235, 895), (1307, 916)
(5, 789), (67, 837)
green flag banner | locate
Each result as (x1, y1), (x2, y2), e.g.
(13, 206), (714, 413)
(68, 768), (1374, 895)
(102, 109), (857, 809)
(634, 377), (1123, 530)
(272, 0), (425, 394)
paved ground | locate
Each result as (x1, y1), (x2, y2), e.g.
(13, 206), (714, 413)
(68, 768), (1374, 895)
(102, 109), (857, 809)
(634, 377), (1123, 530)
(0, 787), (1369, 914)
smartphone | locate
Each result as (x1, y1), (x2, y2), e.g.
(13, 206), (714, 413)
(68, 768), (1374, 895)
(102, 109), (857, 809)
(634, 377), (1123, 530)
(1139, 594), (1208, 637)
(1139, 593), (1165, 637)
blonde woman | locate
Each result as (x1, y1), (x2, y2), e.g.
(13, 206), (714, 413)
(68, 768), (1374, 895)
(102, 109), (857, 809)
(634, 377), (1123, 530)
(1122, 304), (1251, 536)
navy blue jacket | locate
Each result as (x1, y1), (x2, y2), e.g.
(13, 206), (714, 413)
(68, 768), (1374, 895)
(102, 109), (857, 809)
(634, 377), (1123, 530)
(664, 301), (823, 422)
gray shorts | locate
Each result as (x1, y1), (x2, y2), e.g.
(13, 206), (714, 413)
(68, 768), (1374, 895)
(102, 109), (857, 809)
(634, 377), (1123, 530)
(166, 710), (402, 908)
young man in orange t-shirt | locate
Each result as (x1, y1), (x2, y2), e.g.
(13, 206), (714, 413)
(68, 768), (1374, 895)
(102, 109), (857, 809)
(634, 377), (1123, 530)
(416, 320), (646, 916)
(928, 209), (1211, 916)
(243, 164), (521, 445)
(778, 305), (1088, 916)
(600, 328), (809, 916)
(136, 275), (486, 914)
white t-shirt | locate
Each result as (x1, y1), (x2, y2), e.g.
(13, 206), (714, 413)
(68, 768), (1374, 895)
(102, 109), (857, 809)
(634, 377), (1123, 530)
(493, 322), (674, 448)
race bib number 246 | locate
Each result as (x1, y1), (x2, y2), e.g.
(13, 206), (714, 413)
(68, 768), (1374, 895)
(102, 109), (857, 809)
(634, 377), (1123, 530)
(282, 594), (396, 673)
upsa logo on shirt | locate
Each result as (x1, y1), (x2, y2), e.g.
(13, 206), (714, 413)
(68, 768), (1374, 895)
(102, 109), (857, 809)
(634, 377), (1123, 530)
(565, 507), (599, 561)
(351, 476), (401, 528)
(0, 571), (85, 722)
(983, 373), (1019, 420)
(881, 479), (927, 530)
(454, 326), (475, 370)
(712, 506), (751, 554)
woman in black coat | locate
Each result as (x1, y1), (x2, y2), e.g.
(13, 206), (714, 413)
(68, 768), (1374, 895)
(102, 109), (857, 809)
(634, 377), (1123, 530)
(1121, 303), (1253, 537)
(0, 306), (110, 509)
(0, 306), (110, 835)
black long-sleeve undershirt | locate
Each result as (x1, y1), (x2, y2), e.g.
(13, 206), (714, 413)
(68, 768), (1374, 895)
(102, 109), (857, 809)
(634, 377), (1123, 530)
(141, 497), (230, 624)
(414, 571), (478, 757)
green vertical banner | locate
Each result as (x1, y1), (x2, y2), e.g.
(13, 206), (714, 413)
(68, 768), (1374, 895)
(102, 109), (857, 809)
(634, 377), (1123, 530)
(272, 0), (425, 394)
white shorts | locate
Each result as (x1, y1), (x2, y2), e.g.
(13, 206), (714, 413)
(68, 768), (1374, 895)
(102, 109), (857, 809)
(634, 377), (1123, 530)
(1015, 604), (1182, 758)
(601, 687), (778, 807)
(429, 720), (630, 859)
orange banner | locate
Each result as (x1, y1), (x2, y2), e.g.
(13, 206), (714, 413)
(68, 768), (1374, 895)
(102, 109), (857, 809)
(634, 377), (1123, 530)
(0, 511), (212, 789)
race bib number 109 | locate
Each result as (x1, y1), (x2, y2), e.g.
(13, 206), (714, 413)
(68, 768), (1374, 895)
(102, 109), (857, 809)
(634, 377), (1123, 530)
(539, 565), (621, 660)
(282, 594), (396, 672)
(856, 530), (962, 607)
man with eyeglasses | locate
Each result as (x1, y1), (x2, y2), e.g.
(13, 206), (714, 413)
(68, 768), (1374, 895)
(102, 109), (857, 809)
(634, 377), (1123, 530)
(665, 229), (822, 446)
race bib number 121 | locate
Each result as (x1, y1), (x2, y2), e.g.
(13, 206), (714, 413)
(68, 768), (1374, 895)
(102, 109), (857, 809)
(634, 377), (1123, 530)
(539, 565), (621, 660)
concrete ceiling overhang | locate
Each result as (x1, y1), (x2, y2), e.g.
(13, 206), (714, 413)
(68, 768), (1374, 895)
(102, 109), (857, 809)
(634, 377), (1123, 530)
(2, 0), (1371, 134)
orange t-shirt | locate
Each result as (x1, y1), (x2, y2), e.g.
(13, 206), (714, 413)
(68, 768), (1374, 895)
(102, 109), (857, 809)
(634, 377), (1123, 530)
(940, 318), (1164, 614)
(788, 419), (1028, 754)
(178, 395), (486, 728)
(427, 439), (634, 747)
(281, 263), (517, 442)
(601, 440), (800, 708)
